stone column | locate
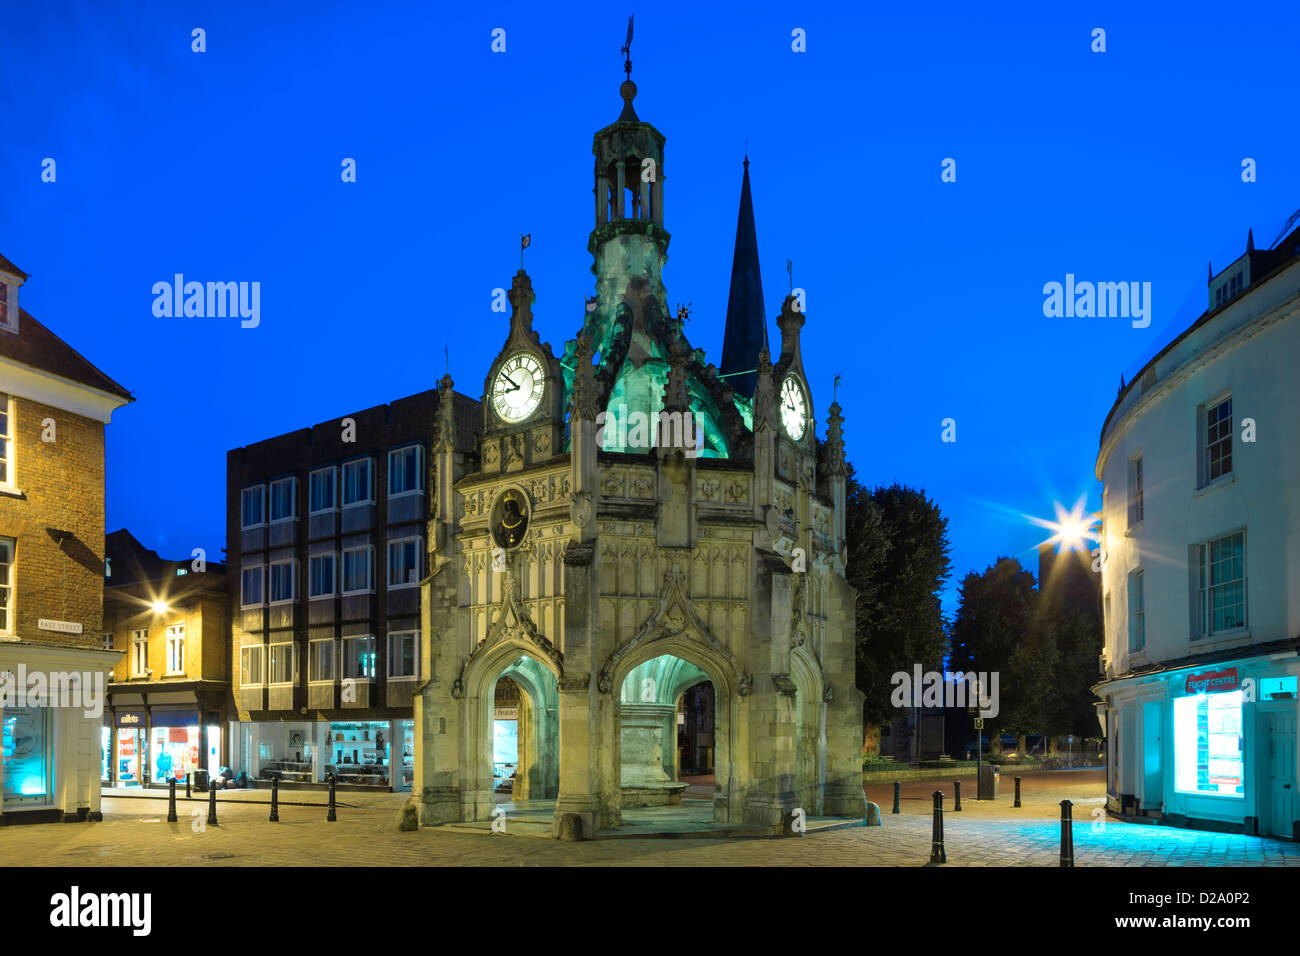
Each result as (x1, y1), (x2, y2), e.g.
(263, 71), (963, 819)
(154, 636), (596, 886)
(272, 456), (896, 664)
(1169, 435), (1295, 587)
(615, 161), (626, 220)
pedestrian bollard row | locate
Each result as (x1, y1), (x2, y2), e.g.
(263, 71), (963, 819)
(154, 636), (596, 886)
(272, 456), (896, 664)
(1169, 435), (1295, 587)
(185, 772), (192, 799)
(953, 780), (962, 811)
(1014, 776), (1021, 808)
(327, 775), (338, 822)
(929, 790), (945, 864)
(207, 783), (218, 826)
(892, 781), (900, 814)
(269, 777), (280, 823)
(1059, 799), (1074, 867)
(166, 779), (178, 823)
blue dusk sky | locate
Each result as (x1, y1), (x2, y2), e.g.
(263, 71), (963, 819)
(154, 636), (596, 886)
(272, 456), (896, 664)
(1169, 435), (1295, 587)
(3, 1), (1298, 615)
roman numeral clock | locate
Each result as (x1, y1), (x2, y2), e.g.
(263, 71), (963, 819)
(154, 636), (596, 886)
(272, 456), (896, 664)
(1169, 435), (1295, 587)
(478, 270), (566, 478)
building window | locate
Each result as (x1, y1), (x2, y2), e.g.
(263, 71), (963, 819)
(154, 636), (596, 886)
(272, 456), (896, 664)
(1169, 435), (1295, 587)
(268, 642), (297, 684)
(309, 466), (337, 513)
(342, 458), (374, 506)
(132, 629), (148, 677)
(1127, 455), (1143, 527)
(387, 538), (421, 588)
(388, 445), (423, 496)
(1203, 397), (1232, 485)
(0, 392), (13, 489)
(166, 624), (185, 675)
(241, 485), (266, 528)
(101, 632), (113, 650)
(342, 636), (376, 679)
(388, 631), (418, 678)
(1127, 570), (1145, 652)
(1173, 690), (1244, 797)
(309, 552), (336, 598)
(270, 477), (297, 522)
(342, 546), (374, 594)
(269, 559), (296, 604)
(241, 564), (265, 607)
(310, 639), (335, 682)
(1197, 531), (1246, 638)
(241, 645), (265, 685)
(0, 283), (14, 333)
(0, 536), (12, 635)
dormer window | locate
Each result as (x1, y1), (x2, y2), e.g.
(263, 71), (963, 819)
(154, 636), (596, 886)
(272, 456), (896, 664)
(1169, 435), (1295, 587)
(0, 282), (15, 334)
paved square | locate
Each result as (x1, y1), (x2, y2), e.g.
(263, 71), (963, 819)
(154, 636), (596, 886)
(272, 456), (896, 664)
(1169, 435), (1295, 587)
(2, 772), (1296, 866)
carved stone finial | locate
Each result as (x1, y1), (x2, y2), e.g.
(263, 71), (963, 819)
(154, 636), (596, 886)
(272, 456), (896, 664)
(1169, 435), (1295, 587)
(753, 345), (776, 431)
(825, 401), (846, 477)
(662, 338), (690, 415)
(570, 334), (600, 422)
(509, 270), (535, 333)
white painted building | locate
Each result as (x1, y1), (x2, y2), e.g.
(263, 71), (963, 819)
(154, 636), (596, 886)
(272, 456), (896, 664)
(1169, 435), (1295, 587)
(1095, 222), (1300, 839)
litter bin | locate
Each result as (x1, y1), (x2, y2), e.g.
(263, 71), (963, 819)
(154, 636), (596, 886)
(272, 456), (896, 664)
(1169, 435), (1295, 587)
(192, 769), (210, 792)
(978, 764), (999, 800)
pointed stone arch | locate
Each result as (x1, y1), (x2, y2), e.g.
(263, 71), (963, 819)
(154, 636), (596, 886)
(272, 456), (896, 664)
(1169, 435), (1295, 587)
(453, 569), (562, 699)
(597, 567), (750, 697)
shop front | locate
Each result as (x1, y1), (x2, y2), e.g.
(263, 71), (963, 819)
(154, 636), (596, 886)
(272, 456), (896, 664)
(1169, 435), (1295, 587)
(2, 706), (53, 809)
(114, 710), (146, 788)
(148, 709), (222, 785)
(235, 718), (414, 790)
(1103, 658), (1299, 839)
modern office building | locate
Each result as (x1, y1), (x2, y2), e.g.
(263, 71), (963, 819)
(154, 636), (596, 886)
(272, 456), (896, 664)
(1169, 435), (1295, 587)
(0, 251), (132, 823)
(102, 529), (229, 788)
(1095, 220), (1300, 838)
(226, 390), (479, 790)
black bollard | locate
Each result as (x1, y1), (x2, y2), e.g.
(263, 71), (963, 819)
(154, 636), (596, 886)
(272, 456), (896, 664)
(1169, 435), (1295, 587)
(207, 781), (218, 826)
(892, 781), (900, 814)
(167, 778), (178, 823)
(185, 772), (191, 799)
(269, 777), (280, 822)
(1014, 776), (1022, 808)
(929, 790), (946, 864)
(953, 780), (962, 811)
(1059, 799), (1074, 867)
(327, 775), (337, 822)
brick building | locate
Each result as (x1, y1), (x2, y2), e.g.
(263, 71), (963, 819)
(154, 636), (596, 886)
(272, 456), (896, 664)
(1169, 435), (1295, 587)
(0, 251), (132, 823)
(102, 529), (229, 788)
(226, 390), (479, 790)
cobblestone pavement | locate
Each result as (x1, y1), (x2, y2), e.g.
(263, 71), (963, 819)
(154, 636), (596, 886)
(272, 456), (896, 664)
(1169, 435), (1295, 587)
(2, 773), (1296, 866)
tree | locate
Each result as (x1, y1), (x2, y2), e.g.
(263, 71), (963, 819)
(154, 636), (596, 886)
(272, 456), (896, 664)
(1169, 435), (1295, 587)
(848, 477), (952, 742)
(948, 557), (1058, 752)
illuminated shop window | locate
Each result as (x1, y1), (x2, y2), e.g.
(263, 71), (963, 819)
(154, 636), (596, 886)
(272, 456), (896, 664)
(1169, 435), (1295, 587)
(1173, 690), (1244, 797)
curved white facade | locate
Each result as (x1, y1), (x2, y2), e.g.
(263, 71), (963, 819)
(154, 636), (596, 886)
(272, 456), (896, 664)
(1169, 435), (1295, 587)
(1095, 237), (1300, 837)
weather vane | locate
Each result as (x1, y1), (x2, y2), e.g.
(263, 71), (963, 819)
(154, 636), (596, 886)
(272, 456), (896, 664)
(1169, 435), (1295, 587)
(621, 15), (634, 79)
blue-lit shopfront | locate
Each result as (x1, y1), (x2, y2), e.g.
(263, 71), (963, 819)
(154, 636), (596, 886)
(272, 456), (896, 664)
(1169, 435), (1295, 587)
(1101, 660), (1299, 839)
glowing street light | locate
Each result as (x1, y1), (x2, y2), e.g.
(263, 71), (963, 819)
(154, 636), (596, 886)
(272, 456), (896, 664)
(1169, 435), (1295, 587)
(150, 600), (169, 614)
(1027, 497), (1100, 554)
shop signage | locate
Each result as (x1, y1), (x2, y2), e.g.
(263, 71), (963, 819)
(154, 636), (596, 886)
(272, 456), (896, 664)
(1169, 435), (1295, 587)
(1185, 668), (1238, 695)
(38, 618), (84, 635)
(494, 706), (518, 720)
(117, 711), (145, 726)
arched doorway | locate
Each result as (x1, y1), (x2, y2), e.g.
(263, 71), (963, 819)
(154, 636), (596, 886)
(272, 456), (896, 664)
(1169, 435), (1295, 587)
(612, 649), (736, 822)
(461, 642), (560, 820)
(489, 655), (558, 802)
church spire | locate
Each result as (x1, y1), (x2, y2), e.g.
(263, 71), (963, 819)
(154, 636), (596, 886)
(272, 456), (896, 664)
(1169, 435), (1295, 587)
(720, 157), (768, 398)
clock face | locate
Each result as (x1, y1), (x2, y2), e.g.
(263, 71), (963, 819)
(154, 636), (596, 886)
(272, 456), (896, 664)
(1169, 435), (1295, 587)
(492, 352), (545, 423)
(780, 375), (808, 441)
